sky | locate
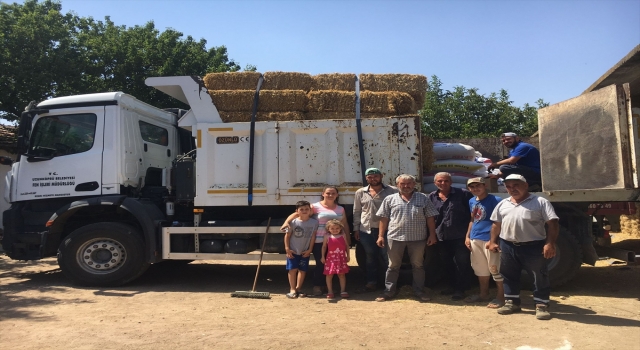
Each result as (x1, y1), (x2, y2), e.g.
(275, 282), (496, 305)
(44, 0), (640, 107)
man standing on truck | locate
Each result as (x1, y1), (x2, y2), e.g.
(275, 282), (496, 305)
(374, 174), (438, 302)
(487, 174), (559, 320)
(488, 132), (542, 190)
(428, 172), (474, 301)
(353, 168), (398, 293)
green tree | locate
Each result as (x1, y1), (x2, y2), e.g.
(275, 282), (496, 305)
(0, 0), (251, 122)
(0, 0), (81, 121)
(420, 75), (548, 138)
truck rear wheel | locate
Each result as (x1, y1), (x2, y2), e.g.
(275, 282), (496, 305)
(57, 222), (149, 286)
(547, 227), (583, 287)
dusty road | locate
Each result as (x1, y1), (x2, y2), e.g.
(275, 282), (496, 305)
(1, 236), (639, 350)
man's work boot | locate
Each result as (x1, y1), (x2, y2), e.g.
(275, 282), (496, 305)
(497, 300), (522, 315)
(535, 304), (552, 320)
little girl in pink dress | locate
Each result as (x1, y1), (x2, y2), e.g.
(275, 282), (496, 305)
(321, 219), (350, 299)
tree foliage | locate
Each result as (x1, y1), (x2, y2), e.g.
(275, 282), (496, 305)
(420, 75), (548, 139)
(0, 0), (251, 121)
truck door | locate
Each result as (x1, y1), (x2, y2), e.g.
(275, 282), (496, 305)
(15, 107), (104, 201)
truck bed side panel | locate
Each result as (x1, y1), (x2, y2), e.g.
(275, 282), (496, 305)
(538, 84), (636, 191)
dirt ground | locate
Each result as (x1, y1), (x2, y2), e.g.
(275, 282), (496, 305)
(1, 234), (639, 350)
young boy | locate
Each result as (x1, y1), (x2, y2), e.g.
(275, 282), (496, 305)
(464, 177), (505, 308)
(283, 201), (318, 299)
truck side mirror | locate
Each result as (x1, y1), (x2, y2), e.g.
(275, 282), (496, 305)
(16, 111), (33, 155)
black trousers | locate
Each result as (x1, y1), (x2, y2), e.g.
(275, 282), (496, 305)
(439, 238), (472, 292)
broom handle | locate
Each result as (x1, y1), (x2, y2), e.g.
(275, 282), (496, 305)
(252, 217), (271, 292)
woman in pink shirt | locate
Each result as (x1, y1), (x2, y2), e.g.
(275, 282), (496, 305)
(282, 186), (350, 296)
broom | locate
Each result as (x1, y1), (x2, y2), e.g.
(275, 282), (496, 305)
(231, 217), (272, 299)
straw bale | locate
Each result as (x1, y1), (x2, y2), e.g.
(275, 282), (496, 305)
(305, 112), (396, 120)
(308, 91), (356, 112)
(203, 72), (262, 90)
(421, 134), (434, 173)
(360, 91), (416, 114)
(307, 90), (416, 114)
(218, 111), (305, 123)
(312, 73), (356, 91)
(262, 72), (313, 91)
(620, 202), (640, 237)
(360, 73), (427, 109)
(207, 90), (308, 112)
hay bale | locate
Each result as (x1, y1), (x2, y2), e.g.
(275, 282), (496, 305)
(360, 73), (427, 109)
(312, 73), (356, 91)
(207, 90), (307, 112)
(421, 134), (434, 173)
(203, 72), (262, 90)
(308, 90), (355, 112)
(305, 112), (397, 120)
(308, 91), (416, 114)
(620, 202), (640, 237)
(262, 72), (313, 91)
(218, 111), (305, 123)
(360, 91), (416, 114)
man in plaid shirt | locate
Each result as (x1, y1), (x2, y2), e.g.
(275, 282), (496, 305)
(375, 174), (438, 302)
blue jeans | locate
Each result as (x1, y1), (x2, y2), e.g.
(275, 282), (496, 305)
(359, 229), (388, 285)
(499, 239), (550, 306)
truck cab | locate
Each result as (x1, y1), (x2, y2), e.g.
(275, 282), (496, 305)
(3, 92), (178, 262)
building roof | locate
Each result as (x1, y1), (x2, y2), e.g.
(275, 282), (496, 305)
(583, 44), (640, 106)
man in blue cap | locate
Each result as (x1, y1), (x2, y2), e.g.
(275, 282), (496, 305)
(353, 167), (398, 293)
(488, 132), (542, 190)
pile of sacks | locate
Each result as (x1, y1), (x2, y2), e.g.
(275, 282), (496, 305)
(422, 143), (491, 192)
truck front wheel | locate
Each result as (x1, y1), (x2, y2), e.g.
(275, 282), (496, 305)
(57, 222), (149, 286)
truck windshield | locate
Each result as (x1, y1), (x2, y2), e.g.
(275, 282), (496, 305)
(29, 113), (97, 158)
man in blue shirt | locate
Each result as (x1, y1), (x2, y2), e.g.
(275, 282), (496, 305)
(464, 177), (505, 308)
(488, 132), (541, 189)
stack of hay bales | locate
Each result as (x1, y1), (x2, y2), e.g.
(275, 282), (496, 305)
(202, 71), (426, 122)
(620, 202), (640, 237)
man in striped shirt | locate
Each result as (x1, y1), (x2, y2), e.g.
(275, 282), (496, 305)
(374, 174), (438, 302)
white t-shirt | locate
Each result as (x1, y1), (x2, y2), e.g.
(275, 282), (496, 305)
(490, 195), (559, 242)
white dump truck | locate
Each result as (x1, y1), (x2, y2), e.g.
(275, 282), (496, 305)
(2, 75), (421, 286)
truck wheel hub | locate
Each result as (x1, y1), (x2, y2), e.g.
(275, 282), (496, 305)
(77, 239), (126, 273)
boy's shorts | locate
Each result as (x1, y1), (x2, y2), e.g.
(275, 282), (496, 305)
(286, 254), (310, 272)
(470, 239), (503, 282)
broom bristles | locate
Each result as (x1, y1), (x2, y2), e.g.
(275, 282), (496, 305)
(230, 291), (271, 299)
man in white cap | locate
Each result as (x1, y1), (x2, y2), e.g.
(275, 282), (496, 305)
(463, 177), (505, 308)
(488, 132), (542, 190)
(353, 167), (398, 293)
(487, 174), (559, 320)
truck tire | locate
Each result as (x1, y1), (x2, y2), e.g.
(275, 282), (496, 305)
(57, 222), (150, 286)
(547, 227), (583, 287)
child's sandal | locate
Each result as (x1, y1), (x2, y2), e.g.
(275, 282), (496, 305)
(326, 293), (335, 299)
(286, 292), (298, 299)
(340, 292), (349, 298)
